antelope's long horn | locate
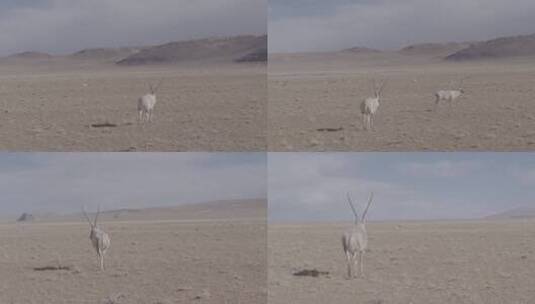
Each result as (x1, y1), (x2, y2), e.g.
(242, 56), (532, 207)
(361, 192), (374, 222)
(82, 206), (92, 226)
(346, 192), (359, 221)
(94, 205), (100, 226)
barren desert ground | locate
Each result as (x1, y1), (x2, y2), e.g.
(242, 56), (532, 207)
(0, 62), (265, 151)
(269, 220), (535, 304)
(0, 201), (266, 304)
(269, 54), (535, 151)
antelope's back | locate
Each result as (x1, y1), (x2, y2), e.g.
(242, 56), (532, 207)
(139, 94), (157, 109)
(342, 230), (360, 252)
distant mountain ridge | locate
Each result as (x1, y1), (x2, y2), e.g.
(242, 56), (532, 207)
(116, 35), (267, 65)
(13, 199), (266, 223)
(445, 33), (535, 61)
(1, 35), (267, 65)
(485, 207), (535, 220)
(7, 51), (53, 59)
(70, 47), (143, 61)
(301, 32), (535, 61)
(341, 47), (381, 54)
(399, 42), (473, 57)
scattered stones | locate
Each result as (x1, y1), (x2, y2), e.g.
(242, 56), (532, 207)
(33, 265), (71, 271)
(193, 289), (211, 300)
(293, 269), (330, 278)
(91, 122), (118, 128)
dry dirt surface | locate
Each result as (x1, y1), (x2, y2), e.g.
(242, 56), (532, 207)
(269, 220), (535, 304)
(269, 53), (535, 151)
(0, 61), (266, 151)
(0, 202), (266, 304)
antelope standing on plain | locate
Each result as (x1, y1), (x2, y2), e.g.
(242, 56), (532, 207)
(82, 206), (110, 271)
(434, 77), (468, 110)
(342, 192), (374, 278)
(361, 81), (386, 130)
(138, 80), (163, 123)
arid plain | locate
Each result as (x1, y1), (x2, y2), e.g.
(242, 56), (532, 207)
(0, 200), (266, 304)
(268, 219), (535, 304)
(0, 36), (266, 151)
(269, 46), (535, 151)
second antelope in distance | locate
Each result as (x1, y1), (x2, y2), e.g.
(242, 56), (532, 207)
(361, 80), (386, 131)
(342, 192), (374, 279)
(138, 80), (163, 123)
(434, 77), (468, 110)
(82, 206), (111, 271)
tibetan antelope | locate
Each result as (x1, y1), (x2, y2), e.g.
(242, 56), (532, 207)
(138, 79), (163, 123)
(342, 192), (374, 278)
(361, 80), (385, 130)
(434, 77), (468, 110)
(82, 206), (110, 271)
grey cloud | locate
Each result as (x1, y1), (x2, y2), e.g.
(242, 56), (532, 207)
(269, 0), (535, 52)
(0, 153), (266, 217)
(0, 0), (266, 56)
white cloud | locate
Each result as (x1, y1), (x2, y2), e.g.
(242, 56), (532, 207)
(268, 153), (419, 221)
(267, 153), (524, 222)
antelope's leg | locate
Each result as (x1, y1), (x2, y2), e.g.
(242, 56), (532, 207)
(345, 251), (352, 278)
(359, 251), (364, 277)
(352, 252), (358, 278)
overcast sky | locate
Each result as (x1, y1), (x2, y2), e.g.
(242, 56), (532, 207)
(269, 0), (535, 53)
(269, 153), (535, 222)
(0, 0), (266, 56)
(0, 153), (266, 217)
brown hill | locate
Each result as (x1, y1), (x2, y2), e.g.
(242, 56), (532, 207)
(99, 199), (266, 221)
(70, 47), (142, 61)
(23, 199), (266, 223)
(116, 35), (267, 65)
(6, 51), (53, 59)
(400, 42), (472, 57)
(484, 207), (535, 220)
(446, 33), (535, 61)
(341, 47), (381, 54)
(235, 46), (267, 62)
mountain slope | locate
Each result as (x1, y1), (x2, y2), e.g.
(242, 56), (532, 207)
(69, 47), (142, 61)
(116, 35), (267, 65)
(485, 207), (535, 220)
(446, 33), (535, 61)
(16, 199), (266, 223)
(341, 46), (381, 54)
(400, 42), (472, 57)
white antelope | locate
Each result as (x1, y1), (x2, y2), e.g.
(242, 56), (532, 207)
(342, 192), (373, 278)
(360, 80), (385, 130)
(82, 206), (110, 271)
(434, 77), (467, 110)
(138, 80), (163, 123)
